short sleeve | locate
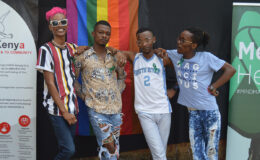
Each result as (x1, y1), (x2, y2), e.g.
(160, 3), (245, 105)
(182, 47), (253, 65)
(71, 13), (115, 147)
(206, 52), (225, 72)
(36, 46), (54, 73)
(167, 49), (181, 65)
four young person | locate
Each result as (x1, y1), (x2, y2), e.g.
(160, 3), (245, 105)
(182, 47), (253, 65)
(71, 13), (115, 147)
(38, 6), (236, 160)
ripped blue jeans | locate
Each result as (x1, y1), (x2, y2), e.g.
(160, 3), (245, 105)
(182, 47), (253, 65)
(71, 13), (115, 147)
(87, 107), (122, 160)
(188, 110), (221, 160)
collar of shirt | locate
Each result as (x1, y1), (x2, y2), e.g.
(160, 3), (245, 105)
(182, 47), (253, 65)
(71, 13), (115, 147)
(86, 46), (112, 56)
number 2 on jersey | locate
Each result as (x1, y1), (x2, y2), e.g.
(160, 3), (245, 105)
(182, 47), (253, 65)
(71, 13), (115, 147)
(144, 75), (150, 86)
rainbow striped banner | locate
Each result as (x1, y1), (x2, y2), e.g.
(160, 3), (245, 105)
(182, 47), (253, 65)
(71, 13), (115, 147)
(66, 0), (142, 135)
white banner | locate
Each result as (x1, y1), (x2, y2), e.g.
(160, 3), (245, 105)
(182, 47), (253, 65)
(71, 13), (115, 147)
(0, 1), (36, 160)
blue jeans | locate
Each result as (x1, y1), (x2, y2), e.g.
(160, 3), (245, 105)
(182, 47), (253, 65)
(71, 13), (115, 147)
(188, 110), (221, 160)
(87, 107), (122, 160)
(49, 114), (76, 160)
(137, 112), (171, 160)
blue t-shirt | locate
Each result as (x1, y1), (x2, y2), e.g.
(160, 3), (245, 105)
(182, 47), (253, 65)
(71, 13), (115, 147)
(167, 49), (225, 110)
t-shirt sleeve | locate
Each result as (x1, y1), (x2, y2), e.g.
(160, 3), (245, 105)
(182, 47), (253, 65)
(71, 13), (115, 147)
(207, 52), (226, 72)
(36, 46), (54, 73)
(166, 49), (181, 65)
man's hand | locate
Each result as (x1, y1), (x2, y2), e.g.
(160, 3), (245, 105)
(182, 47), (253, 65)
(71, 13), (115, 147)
(154, 48), (167, 58)
(208, 85), (219, 97)
(115, 51), (127, 67)
(167, 89), (177, 99)
(62, 112), (77, 125)
(76, 46), (89, 55)
(107, 46), (118, 56)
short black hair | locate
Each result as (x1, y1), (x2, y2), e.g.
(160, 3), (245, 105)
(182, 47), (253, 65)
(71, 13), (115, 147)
(94, 20), (111, 31)
(136, 27), (154, 36)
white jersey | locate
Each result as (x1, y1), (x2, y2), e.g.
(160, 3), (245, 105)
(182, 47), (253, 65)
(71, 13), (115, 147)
(133, 53), (172, 114)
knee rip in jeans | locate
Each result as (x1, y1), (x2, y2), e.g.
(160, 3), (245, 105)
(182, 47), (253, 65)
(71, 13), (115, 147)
(101, 126), (121, 157)
(99, 134), (119, 160)
(95, 122), (116, 154)
(97, 133), (119, 159)
(208, 129), (216, 156)
(102, 134), (116, 153)
(95, 116), (122, 159)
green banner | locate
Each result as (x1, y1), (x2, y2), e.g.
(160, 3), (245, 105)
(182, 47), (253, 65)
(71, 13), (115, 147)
(226, 3), (260, 160)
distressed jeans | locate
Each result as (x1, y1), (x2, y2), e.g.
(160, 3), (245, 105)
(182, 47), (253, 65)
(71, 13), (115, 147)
(188, 110), (221, 160)
(49, 114), (76, 160)
(138, 112), (171, 160)
(87, 107), (122, 160)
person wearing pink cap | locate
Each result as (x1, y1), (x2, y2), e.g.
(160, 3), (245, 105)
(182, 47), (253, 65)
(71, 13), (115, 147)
(36, 7), (86, 160)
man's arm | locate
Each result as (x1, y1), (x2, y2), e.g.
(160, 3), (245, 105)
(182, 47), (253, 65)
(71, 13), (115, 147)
(118, 50), (136, 63)
(74, 55), (85, 100)
(75, 46), (89, 55)
(74, 80), (85, 101)
(163, 55), (174, 68)
(43, 71), (77, 125)
(107, 46), (136, 63)
(154, 48), (174, 68)
(116, 66), (126, 93)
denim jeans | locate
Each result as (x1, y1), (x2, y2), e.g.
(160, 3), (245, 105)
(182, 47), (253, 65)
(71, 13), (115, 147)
(49, 114), (76, 160)
(188, 110), (221, 160)
(87, 107), (122, 160)
(137, 112), (171, 160)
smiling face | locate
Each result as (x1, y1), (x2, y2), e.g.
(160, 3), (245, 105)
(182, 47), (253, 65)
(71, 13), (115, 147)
(92, 24), (111, 46)
(136, 31), (155, 54)
(48, 13), (67, 38)
(177, 30), (197, 56)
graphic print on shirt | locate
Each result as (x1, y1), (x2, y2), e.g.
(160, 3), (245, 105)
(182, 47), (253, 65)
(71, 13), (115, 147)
(134, 63), (160, 86)
(177, 58), (200, 89)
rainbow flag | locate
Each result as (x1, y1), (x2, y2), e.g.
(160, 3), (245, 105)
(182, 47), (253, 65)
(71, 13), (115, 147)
(66, 0), (142, 135)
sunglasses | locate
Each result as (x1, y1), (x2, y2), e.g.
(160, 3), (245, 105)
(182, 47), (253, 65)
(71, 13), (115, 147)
(49, 19), (68, 27)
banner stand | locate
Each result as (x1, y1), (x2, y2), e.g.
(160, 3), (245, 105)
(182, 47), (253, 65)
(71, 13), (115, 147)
(0, 1), (36, 160)
(226, 2), (260, 160)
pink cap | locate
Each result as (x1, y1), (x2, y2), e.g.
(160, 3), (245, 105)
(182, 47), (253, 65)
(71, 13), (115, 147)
(46, 7), (67, 21)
